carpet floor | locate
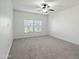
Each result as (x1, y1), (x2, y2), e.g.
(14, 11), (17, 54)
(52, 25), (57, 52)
(8, 36), (79, 59)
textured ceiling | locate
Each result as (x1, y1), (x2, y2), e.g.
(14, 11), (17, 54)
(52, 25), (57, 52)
(13, 0), (79, 14)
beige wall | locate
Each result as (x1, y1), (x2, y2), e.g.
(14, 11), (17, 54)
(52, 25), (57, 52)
(48, 5), (79, 45)
(0, 0), (13, 59)
(13, 10), (48, 39)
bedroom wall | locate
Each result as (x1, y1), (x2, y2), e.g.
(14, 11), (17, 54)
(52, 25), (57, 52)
(0, 0), (13, 59)
(13, 10), (48, 39)
(48, 5), (79, 45)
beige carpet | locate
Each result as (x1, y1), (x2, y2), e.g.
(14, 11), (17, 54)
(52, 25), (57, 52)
(8, 36), (79, 59)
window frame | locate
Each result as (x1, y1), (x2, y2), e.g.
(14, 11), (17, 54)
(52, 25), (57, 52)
(24, 20), (42, 33)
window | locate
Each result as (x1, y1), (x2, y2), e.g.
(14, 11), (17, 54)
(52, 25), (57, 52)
(34, 20), (42, 32)
(24, 20), (33, 33)
(24, 20), (42, 33)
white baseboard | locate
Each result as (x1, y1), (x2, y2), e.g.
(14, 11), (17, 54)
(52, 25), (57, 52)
(49, 34), (79, 45)
(14, 34), (49, 40)
(6, 39), (13, 59)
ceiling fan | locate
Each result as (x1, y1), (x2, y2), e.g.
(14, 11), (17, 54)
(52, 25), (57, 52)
(33, 0), (55, 13)
(40, 3), (55, 13)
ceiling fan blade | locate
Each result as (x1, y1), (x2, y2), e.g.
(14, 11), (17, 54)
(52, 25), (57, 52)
(49, 9), (55, 11)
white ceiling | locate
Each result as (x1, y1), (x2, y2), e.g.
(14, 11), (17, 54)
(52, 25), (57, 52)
(13, 0), (79, 14)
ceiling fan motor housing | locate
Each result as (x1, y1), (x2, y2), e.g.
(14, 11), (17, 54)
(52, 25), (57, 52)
(41, 3), (50, 9)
